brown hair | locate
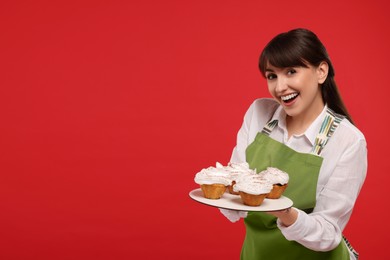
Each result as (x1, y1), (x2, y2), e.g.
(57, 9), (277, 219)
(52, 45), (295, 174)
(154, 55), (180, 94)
(259, 28), (353, 124)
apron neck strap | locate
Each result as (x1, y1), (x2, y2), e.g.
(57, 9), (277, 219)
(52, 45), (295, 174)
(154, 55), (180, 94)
(260, 108), (345, 156)
(311, 108), (344, 155)
(261, 119), (278, 135)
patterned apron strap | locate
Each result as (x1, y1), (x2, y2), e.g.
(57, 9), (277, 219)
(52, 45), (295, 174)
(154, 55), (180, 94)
(311, 108), (344, 156)
(343, 235), (359, 259)
(261, 119), (278, 136)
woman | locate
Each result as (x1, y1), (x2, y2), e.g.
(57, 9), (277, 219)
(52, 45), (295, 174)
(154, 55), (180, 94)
(220, 28), (367, 259)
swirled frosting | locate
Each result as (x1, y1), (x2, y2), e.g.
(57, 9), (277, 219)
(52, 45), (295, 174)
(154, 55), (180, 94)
(217, 161), (256, 182)
(194, 164), (231, 185)
(259, 167), (289, 185)
(233, 173), (273, 195)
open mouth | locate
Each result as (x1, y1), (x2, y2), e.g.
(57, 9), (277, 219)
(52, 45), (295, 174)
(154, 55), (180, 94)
(281, 93), (299, 104)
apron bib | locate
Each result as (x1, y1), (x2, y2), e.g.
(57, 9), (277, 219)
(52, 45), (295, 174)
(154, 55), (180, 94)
(241, 108), (353, 260)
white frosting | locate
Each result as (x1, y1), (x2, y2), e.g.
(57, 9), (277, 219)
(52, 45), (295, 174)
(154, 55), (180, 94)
(225, 162), (250, 172)
(217, 161), (256, 182)
(194, 163), (287, 193)
(259, 167), (289, 185)
(194, 165), (231, 186)
(233, 173), (273, 195)
(215, 162), (224, 168)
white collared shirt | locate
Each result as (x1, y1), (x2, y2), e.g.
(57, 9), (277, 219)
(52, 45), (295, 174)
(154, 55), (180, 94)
(230, 98), (367, 258)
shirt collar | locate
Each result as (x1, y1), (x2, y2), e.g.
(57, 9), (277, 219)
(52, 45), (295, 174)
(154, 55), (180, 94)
(270, 104), (328, 146)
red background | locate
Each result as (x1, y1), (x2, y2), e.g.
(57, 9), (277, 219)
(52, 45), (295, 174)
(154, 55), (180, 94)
(1, 1), (388, 259)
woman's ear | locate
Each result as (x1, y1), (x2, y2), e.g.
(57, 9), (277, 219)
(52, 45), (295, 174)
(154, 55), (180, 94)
(317, 61), (329, 84)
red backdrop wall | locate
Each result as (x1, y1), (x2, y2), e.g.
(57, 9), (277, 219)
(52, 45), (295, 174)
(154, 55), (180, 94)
(1, 0), (388, 259)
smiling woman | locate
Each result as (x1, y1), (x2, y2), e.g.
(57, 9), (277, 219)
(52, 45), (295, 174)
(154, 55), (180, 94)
(259, 28), (353, 124)
(220, 28), (367, 260)
(264, 63), (326, 136)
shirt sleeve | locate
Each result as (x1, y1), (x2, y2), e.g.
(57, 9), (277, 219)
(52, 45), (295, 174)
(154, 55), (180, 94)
(277, 138), (367, 251)
(230, 98), (279, 163)
(230, 105), (252, 163)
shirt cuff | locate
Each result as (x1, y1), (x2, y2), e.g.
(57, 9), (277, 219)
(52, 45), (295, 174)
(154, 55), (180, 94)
(277, 208), (308, 241)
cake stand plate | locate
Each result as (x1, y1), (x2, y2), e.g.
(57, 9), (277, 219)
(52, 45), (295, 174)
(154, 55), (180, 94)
(189, 188), (293, 212)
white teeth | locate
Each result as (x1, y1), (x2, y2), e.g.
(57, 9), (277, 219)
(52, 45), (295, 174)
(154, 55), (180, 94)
(281, 93), (298, 101)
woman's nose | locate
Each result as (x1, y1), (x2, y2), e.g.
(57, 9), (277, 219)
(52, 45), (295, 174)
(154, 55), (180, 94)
(275, 77), (288, 93)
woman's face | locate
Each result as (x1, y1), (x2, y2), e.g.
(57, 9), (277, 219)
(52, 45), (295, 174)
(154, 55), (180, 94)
(264, 62), (328, 121)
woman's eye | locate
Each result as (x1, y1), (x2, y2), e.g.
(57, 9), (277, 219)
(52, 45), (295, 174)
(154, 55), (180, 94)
(266, 74), (276, 80)
(287, 69), (296, 75)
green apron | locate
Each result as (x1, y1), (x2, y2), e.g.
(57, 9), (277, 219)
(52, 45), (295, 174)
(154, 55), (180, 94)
(241, 108), (354, 260)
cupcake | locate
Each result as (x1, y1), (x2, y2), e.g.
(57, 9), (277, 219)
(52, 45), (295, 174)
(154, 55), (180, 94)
(217, 161), (256, 195)
(259, 167), (289, 199)
(194, 165), (230, 199)
(233, 173), (273, 206)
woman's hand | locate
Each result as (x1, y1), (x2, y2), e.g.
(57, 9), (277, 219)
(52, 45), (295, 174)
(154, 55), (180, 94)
(219, 208), (248, 223)
(266, 207), (298, 227)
